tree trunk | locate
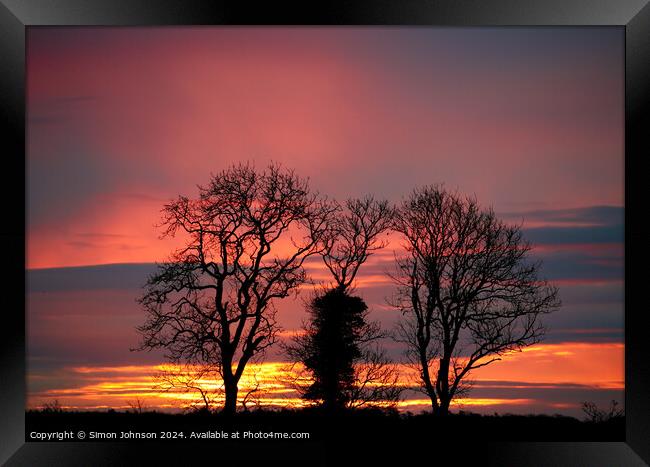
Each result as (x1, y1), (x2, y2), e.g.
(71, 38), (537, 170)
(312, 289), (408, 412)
(436, 356), (451, 416)
(222, 350), (239, 416)
(223, 377), (239, 416)
(437, 397), (451, 416)
(419, 348), (439, 413)
(430, 397), (438, 413)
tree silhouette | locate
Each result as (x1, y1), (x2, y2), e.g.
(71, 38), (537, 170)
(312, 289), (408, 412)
(322, 197), (394, 290)
(390, 186), (560, 416)
(126, 397), (148, 414)
(582, 400), (624, 423)
(135, 163), (335, 415)
(152, 364), (221, 413)
(285, 197), (400, 411)
(40, 400), (63, 414)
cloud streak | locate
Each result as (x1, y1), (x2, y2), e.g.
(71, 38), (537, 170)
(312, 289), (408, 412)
(27, 344), (624, 417)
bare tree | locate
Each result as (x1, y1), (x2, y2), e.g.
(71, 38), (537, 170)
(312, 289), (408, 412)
(391, 186), (560, 415)
(347, 344), (402, 410)
(322, 196), (393, 291)
(41, 399), (64, 413)
(582, 400), (624, 423)
(240, 370), (263, 412)
(285, 196), (401, 410)
(126, 397), (148, 414)
(153, 364), (222, 413)
(135, 163), (336, 415)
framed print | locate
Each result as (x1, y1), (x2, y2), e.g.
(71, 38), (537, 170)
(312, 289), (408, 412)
(1, 1), (648, 465)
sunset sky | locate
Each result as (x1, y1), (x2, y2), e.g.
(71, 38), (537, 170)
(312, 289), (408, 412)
(26, 27), (624, 417)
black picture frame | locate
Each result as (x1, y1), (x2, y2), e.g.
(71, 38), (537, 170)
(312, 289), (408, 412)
(1, 1), (648, 465)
